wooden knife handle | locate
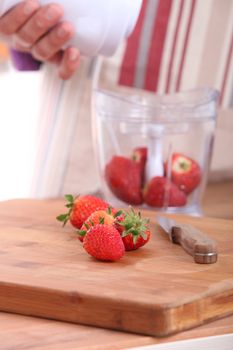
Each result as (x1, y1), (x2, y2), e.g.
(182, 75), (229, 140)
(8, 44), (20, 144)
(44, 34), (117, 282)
(171, 224), (218, 264)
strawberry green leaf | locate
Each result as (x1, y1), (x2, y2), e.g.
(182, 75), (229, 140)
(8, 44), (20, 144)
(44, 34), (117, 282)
(107, 206), (113, 215)
(84, 223), (90, 230)
(77, 230), (86, 237)
(56, 195), (76, 228)
(64, 194), (74, 203)
(119, 206), (150, 246)
(56, 214), (68, 222)
(130, 229), (139, 236)
(133, 235), (139, 245)
(117, 221), (126, 226)
(89, 219), (95, 226)
(65, 203), (73, 208)
(141, 232), (147, 240)
(99, 217), (105, 224)
(121, 231), (128, 238)
(114, 210), (123, 218)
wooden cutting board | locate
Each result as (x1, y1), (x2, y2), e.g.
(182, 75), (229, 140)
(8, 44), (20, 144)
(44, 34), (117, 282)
(0, 199), (233, 337)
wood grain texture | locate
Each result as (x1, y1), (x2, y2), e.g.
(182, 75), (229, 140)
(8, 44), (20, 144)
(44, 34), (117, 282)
(0, 199), (233, 337)
(1, 312), (233, 350)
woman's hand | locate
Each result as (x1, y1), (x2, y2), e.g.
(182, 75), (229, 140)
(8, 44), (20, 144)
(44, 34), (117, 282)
(0, 0), (80, 79)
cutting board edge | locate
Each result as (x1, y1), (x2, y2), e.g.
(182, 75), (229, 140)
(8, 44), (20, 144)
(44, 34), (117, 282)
(1, 280), (233, 337)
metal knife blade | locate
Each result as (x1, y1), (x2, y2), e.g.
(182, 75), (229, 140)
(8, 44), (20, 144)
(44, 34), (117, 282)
(157, 215), (218, 264)
(156, 216), (177, 242)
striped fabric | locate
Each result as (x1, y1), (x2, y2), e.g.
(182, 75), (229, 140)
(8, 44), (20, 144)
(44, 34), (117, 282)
(118, 0), (233, 108)
(30, 60), (100, 198)
(30, 0), (233, 198)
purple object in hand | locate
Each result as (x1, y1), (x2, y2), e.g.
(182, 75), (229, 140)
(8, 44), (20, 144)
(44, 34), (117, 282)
(10, 49), (41, 71)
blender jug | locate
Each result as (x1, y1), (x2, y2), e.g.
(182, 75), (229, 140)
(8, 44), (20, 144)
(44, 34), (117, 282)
(92, 87), (219, 215)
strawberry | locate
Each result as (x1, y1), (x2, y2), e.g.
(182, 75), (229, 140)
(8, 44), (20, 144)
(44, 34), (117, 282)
(116, 207), (150, 251)
(131, 147), (147, 183)
(105, 156), (143, 205)
(57, 194), (109, 229)
(83, 224), (125, 261)
(77, 208), (121, 242)
(166, 153), (201, 194)
(143, 176), (187, 207)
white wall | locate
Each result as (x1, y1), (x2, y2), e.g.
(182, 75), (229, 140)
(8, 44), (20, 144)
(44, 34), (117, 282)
(0, 67), (41, 200)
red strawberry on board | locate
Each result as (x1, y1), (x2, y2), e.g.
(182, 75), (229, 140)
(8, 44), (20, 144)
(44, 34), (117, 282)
(143, 176), (187, 207)
(83, 224), (125, 261)
(116, 207), (150, 251)
(77, 208), (122, 242)
(167, 153), (201, 194)
(57, 194), (109, 229)
(105, 156), (143, 205)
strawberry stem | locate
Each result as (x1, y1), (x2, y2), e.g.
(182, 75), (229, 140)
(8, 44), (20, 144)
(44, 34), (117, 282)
(119, 207), (149, 243)
(56, 194), (76, 227)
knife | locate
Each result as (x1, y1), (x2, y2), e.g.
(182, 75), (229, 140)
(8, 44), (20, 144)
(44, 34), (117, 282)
(157, 216), (218, 264)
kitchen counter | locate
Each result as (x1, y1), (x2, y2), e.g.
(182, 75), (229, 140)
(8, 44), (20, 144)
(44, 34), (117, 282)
(1, 312), (233, 350)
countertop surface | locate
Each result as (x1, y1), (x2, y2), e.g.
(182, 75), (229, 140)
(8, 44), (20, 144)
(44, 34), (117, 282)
(1, 312), (233, 350)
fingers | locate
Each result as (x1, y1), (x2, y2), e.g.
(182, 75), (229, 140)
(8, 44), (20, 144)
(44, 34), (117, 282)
(0, 0), (39, 35)
(58, 47), (80, 80)
(0, 1), (81, 80)
(31, 21), (74, 61)
(13, 3), (64, 50)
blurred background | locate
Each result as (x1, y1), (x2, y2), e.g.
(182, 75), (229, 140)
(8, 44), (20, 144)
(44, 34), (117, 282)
(0, 42), (41, 201)
(0, 0), (232, 219)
